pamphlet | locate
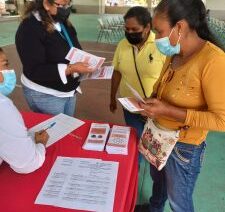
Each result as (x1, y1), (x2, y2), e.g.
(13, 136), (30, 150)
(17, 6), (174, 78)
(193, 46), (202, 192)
(82, 123), (110, 151)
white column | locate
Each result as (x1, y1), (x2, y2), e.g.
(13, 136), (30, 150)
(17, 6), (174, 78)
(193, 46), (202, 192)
(0, 0), (6, 15)
(99, 0), (105, 14)
(147, 0), (152, 9)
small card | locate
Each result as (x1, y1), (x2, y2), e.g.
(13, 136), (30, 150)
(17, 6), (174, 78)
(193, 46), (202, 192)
(126, 82), (146, 103)
(118, 97), (144, 112)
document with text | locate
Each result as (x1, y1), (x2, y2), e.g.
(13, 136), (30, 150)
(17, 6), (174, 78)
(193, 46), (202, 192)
(80, 66), (114, 81)
(66, 47), (105, 70)
(28, 113), (85, 147)
(35, 156), (119, 212)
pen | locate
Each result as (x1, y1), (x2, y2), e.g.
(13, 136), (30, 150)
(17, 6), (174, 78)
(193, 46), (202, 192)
(43, 122), (56, 131)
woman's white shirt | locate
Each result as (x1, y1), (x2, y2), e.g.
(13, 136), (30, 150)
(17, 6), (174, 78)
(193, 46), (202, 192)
(0, 94), (45, 173)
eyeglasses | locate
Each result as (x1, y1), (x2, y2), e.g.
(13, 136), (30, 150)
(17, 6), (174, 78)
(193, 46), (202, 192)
(53, 2), (72, 9)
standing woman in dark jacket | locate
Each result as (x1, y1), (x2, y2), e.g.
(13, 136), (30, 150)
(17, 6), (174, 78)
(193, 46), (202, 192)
(16, 0), (93, 116)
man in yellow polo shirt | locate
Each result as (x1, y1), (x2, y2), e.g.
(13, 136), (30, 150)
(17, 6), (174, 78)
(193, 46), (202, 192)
(110, 6), (165, 143)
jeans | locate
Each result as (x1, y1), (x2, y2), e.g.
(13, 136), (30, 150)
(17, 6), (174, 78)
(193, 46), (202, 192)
(148, 141), (206, 212)
(123, 109), (145, 139)
(23, 86), (76, 116)
(123, 109), (145, 163)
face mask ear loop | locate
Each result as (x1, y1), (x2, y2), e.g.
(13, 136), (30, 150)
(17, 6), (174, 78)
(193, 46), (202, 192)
(176, 32), (181, 45)
(168, 27), (175, 38)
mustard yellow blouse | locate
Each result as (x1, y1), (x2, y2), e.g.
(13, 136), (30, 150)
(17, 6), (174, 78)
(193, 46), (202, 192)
(154, 42), (225, 145)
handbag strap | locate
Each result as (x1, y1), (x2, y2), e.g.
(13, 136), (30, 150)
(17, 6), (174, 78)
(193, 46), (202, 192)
(132, 47), (147, 98)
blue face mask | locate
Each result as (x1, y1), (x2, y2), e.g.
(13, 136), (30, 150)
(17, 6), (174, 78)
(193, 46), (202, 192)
(0, 70), (16, 96)
(155, 28), (181, 56)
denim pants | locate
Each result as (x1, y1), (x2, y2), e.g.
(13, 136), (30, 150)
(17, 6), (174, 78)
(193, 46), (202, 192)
(123, 109), (145, 139)
(123, 109), (145, 163)
(148, 141), (206, 212)
(23, 86), (76, 116)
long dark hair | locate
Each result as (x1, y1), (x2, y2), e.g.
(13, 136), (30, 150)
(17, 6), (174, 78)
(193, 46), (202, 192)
(22, 0), (55, 32)
(124, 6), (152, 28)
(22, 0), (72, 33)
(155, 0), (215, 44)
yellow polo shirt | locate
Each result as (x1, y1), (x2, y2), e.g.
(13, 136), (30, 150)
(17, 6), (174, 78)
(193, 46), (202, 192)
(113, 32), (165, 98)
(154, 41), (225, 145)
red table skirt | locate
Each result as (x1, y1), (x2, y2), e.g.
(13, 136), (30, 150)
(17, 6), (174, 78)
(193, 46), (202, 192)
(0, 112), (138, 212)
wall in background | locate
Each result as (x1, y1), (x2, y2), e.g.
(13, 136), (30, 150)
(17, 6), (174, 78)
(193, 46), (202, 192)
(206, 0), (225, 20)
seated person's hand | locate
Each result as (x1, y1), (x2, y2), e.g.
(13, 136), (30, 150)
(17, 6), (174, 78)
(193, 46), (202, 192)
(35, 130), (49, 147)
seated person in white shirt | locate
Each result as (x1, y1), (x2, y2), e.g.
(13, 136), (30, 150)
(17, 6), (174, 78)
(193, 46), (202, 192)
(0, 48), (49, 174)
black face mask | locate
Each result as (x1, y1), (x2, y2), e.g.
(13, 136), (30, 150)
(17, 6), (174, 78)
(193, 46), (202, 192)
(125, 31), (144, 45)
(52, 7), (71, 23)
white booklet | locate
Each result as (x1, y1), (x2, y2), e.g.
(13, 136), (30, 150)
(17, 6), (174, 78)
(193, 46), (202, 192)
(80, 65), (114, 81)
(28, 113), (85, 147)
(118, 83), (146, 112)
(82, 123), (110, 151)
(66, 47), (105, 70)
(118, 97), (144, 112)
(126, 82), (146, 104)
(35, 156), (119, 212)
(106, 125), (130, 155)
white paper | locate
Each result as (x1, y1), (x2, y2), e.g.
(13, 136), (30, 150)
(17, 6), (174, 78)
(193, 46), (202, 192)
(82, 123), (110, 151)
(106, 125), (130, 155)
(66, 47), (105, 70)
(118, 97), (144, 112)
(28, 113), (85, 147)
(80, 66), (114, 81)
(35, 156), (119, 212)
(126, 82), (146, 103)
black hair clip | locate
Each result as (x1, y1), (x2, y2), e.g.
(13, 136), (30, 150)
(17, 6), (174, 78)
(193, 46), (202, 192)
(149, 53), (153, 63)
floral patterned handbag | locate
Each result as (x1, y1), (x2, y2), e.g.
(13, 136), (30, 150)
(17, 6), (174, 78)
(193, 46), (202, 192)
(140, 118), (180, 170)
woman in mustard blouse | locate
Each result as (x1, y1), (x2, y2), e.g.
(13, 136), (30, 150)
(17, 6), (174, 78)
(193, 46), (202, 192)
(137, 0), (225, 212)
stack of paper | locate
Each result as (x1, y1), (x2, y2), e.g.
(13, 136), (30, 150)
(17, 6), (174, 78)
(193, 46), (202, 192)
(82, 123), (110, 151)
(106, 125), (131, 155)
(80, 65), (114, 81)
(66, 47), (105, 70)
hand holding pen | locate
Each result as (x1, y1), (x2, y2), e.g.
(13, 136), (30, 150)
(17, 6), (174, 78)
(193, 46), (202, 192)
(43, 122), (56, 131)
(34, 122), (56, 146)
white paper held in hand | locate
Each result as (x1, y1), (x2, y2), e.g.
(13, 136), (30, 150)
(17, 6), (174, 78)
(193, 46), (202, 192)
(80, 65), (114, 81)
(65, 47), (105, 70)
(118, 97), (144, 113)
(125, 82), (146, 103)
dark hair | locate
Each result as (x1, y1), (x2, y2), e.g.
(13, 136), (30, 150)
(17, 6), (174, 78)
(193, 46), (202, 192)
(0, 48), (3, 53)
(22, 0), (55, 32)
(22, 0), (71, 33)
(124, 6), (152, 28)
(155, 0), (215, 43)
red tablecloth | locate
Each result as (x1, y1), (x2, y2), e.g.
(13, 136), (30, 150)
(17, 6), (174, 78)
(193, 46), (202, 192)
(0, 112), (138, 212)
